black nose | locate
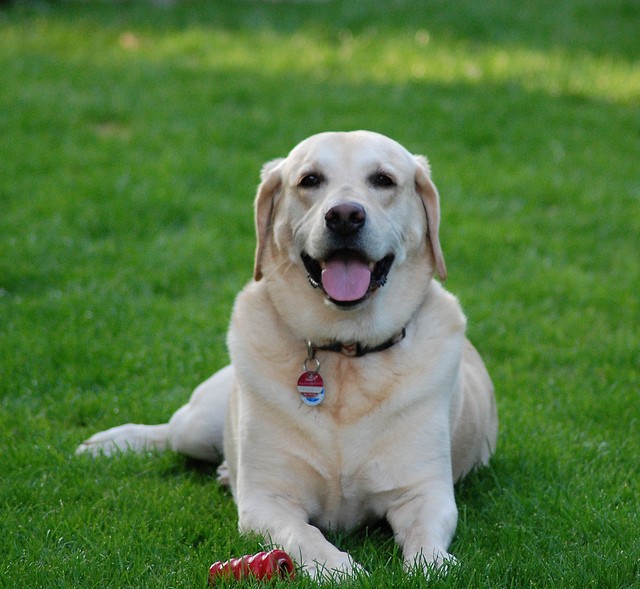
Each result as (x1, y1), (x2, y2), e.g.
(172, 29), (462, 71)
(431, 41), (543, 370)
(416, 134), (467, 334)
(324, 202), (366, 236)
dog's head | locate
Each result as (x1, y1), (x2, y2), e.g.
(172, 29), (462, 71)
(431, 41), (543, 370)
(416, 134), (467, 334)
(252, 131), (447, 340)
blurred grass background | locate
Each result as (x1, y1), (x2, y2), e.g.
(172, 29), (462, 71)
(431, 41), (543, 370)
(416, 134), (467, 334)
(1, 1), (638, 587)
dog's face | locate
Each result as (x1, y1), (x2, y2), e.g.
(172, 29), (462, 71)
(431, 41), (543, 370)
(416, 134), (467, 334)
(253, 131), (447, 342)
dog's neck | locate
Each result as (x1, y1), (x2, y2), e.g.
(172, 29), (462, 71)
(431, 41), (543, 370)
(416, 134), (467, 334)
(310, 328), (406, 358)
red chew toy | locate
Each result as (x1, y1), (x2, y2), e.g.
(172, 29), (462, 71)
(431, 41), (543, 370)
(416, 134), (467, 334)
(208, 550), (296, 585)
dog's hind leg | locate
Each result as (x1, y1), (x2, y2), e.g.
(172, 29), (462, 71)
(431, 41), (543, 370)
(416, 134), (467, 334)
(167, 364), (232, 462)
(75, 422), (172, 457)
(76, 364), (233, 463)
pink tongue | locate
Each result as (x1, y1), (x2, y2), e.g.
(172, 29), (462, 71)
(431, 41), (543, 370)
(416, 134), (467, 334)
(321, 257), (371, 302)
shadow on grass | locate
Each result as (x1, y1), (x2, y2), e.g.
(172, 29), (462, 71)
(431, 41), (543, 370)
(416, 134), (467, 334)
(8, 0), (639, 60)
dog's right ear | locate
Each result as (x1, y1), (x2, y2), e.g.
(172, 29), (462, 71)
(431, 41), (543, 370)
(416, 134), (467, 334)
(253, 158), (284, 281)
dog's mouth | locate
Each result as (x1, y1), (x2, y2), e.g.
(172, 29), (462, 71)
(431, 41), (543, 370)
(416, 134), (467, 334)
(301, 250), (395, 308)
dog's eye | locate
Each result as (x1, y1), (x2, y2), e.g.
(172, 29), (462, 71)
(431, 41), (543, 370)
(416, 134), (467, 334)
(370, 172), (396, 188)
(298, 173), (323, 188)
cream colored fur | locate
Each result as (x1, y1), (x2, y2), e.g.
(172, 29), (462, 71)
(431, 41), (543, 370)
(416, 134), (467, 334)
(77, 131), (497, 580)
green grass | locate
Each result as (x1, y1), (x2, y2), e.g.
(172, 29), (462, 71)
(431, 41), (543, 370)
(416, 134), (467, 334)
(1, 1), (638, 587)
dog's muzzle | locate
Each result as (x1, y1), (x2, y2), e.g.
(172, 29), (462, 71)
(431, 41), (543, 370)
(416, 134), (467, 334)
(301, 202), (394, 308)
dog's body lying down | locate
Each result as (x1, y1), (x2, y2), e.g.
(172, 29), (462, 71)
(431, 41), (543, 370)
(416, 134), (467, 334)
(78, 131), (498, 579)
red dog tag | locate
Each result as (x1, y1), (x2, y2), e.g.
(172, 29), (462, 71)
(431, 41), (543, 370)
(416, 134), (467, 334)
(297, 371), (325, 406)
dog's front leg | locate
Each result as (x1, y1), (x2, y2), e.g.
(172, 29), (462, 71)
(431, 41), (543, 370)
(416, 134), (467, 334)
(386, 482), (458, 575)
(237, 498), (364, 580)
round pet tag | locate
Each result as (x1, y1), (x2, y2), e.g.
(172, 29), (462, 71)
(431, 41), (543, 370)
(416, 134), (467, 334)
(297, 371), (325, 406)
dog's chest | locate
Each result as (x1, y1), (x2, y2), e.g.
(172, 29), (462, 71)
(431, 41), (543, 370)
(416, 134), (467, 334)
(310, 471), (381, 531)
(297, 359), (418, 529)
(309, 352), (402, 423)
(300, 424), (385, 529)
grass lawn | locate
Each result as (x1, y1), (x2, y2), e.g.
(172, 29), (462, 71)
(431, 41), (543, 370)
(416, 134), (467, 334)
(1, 1), (638, 587)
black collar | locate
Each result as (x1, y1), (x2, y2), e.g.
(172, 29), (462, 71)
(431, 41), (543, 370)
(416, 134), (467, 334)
(311, 328), (406, 358)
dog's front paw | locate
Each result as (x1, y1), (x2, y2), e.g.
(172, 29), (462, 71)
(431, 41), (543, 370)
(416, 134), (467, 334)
(303, 552), (367, 582)
(405, 550), (458, 578)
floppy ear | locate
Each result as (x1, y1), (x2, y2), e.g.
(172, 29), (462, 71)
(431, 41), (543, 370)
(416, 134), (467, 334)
(414, 155), (447, 281)
(253, 158), (284, 281)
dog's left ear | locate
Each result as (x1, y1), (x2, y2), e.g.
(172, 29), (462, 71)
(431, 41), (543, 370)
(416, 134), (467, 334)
(414, 155), (447, 281)
(253, 158), (284, 281)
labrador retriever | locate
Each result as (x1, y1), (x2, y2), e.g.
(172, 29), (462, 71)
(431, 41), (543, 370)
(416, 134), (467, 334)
(77, 131), (498, 579)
